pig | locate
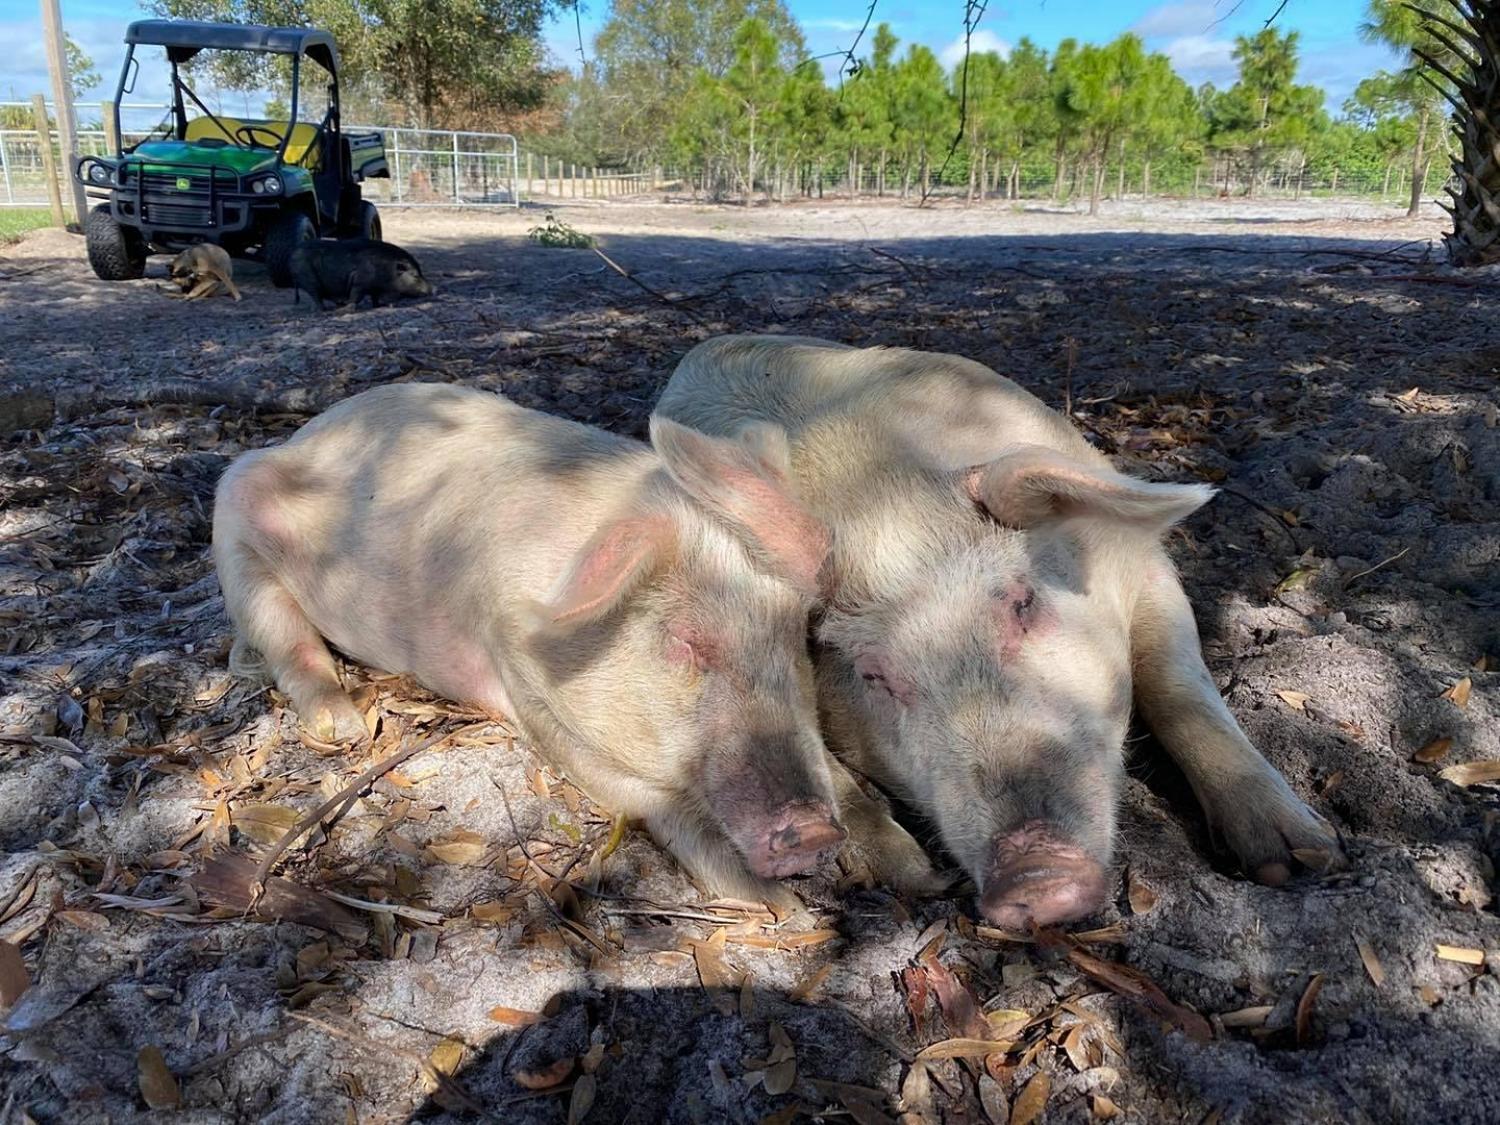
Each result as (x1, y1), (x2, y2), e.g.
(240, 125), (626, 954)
(212, 383), (938, 905)
(169, 243), (241, 301)
(289, 238), (433, 310)
(656, 336), (1345, 928)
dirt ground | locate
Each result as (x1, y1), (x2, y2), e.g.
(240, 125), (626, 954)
(1, 193), (1497, 1125)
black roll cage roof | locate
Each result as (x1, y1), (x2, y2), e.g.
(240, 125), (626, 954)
(124, 20), (338, 73)
(112, 21), (344, 174)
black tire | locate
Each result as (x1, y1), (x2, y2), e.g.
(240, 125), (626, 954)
(85, 204), (146, 280)
(355, 200), (381, 241)
(264, 209), (316, 288)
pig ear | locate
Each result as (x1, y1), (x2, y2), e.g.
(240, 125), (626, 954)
(529, 513), (677, 631)
(649, 415), (830, 599)
(966, 445), (1214, 533)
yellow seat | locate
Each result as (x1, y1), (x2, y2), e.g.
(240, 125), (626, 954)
(184, 115), (243, 144)
(184, 116), (321, 169)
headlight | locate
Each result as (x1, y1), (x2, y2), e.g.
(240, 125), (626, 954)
(251, 179), (265, 194)
(87, 162), (111, 185)
(250, 174), (282, 195)
(264, 176), (282, 194)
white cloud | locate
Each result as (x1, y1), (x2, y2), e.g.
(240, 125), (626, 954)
(1162, 34), (1238, 87)
(939, 29), (1011, 70)
(806, 19), (868, 32)
(1132, 2), (1219, 40)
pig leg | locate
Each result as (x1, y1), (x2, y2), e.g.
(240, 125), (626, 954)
(214, 462), (369, 744)
(1131, 563), (1344, 883)
(219, 271), (243, 301)
(823, 754), (948, 896)
(646, 803), (806, 915)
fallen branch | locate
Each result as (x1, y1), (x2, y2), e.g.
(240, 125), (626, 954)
(322, 890), (444, 925)
(591, 247), (708, 324)
(249, 734), (441, 907)
(1342, 546), (1410, 589)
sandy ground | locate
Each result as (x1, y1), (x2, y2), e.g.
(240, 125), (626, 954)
(0, 193), (1497, 1124)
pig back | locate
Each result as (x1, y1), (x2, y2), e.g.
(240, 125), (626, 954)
(244, 383), (656, 682)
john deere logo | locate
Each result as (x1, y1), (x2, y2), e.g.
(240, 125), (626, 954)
(175, 177), (191, 190)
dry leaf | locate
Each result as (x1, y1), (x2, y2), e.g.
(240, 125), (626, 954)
(137, 1045), (180, 1109)
(1011, 1071), (1051, 1125)
(1418, 984), (1441, 1005)
(985, 1008), (1031, 1038)
(1062, 943), (1211, 1043)
(488, 1006), (541, 1026)
(900, 1061), (933, 1119)
(978, 1073), (1008, 1125)
(1441, 677), (1472, 709)
(1091, 1093), (1121, 1120)
(1355, 937), (1385, 987)
(429, 1038), (465, 1077)
(425, 830), (489, 866)
(1438, 761), (1500, 787)
(231, 803), (302, 846)
(55, 910), (109, 932)
(1126, 871), (1158, 915)
(513, 1057), (573, 1089)
(1413, 737), (1453, 764)
(530, 769), (551, 800)
(0, 941), (29, 1007)
(921, 958), (989, 1040)
(1218, 1005), (1273, 1029)
(763, 1021), (797, 1095)
(1295, 973), (1323, 1046)
(1276, 690), (1310, 712)
(790, 963), (832, 1002)
(915, 1037), (1014, 1061)
(472, 901), (514, 924)
(568, 1072), (596, 1124)
(1474, 654), (1492, 672)
(1435, 944), (1485, 966)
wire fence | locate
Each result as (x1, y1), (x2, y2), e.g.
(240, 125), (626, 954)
(1, 100), (1448, 215)
(0, 103), (526, 211)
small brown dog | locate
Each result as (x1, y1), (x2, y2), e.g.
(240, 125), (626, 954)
(169, 244), (242, 301)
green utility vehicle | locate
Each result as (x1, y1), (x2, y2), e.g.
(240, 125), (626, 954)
(74, 20), (389, 286)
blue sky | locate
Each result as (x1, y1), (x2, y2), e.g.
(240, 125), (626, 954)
(4, 0), (1402, 120)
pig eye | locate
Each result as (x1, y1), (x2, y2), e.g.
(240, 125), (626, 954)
(666, 626), (717, 672)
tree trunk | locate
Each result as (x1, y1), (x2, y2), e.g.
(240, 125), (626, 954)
(1407, 106), (1430, 219)
(967, 151), (977, 204)
(1143, 160), (1152, 199)
(878, 149), (886, 197)
(1117, 138), (1126, 199)
(1052, 144), (1065, 201)
(1090, 156), (1104, 215)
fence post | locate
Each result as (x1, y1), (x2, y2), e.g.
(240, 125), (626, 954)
(392, 128), (403, 204)
(542, 155), (549, 196)
(0, 132), (14, 205)
(570, 162), (577, 198)
(451, 132), (460, 203)
(526, 151), (533, 197)
(41, 0), (87, 223)
(101, 101), (119, 156)
(31, 95), (66, 228)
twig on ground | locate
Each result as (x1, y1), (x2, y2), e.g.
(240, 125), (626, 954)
(1218, 486), (1300, 553)
(249, 734), (440, 907)
(591, 247), (708, 324)
(322, 890), (444, 925)
(1342, 546), (1410, 589)
(182, 1031), (287, 1078)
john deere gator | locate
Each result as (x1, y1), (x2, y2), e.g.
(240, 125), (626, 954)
(74, 20), (389, 286)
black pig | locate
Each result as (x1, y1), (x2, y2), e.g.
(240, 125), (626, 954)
(290, 239), (434, 311)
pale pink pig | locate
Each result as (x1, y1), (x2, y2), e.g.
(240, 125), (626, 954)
(656, 336), (1344, 927)
(213, 383), (939, 905)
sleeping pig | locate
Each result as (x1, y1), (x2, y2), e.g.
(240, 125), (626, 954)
(656, 336), (1345, 928)
(212, 383), (938, 904)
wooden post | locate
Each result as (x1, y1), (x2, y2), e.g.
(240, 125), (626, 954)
(542, 155), (549, 195)
(31, 95), (65, 228)
(101, 101), (119, 156)
(526, 152), (533, 196)
(571, 163), (577, 198)
(40, 0), (87, 224)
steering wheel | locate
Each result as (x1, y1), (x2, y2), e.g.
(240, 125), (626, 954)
(235, 125), (283, 149)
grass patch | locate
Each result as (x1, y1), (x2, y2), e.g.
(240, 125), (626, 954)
(0, 208), (58, 245)
(527, 213), (594, 249)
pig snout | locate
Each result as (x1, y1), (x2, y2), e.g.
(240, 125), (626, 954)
(747, 801), (846, 878)
(980, 821), (1107, 929)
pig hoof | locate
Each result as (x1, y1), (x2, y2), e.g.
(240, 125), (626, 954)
(306, 699), (371, 744)
(982, 824), (1107, 928)
(747, 803), (846, 878)
(1213, 781), (1346, 884)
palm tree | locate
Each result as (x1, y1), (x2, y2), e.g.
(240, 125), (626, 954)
(1401, 1), (1500, 263)
(1362, 2), (1455, 218)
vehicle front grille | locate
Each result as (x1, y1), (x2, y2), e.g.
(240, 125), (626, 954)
(142, 201), (214, 226)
